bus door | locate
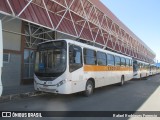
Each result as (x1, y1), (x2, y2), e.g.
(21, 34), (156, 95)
(133, 60), (138, 78)
(69, 44), (83, 92)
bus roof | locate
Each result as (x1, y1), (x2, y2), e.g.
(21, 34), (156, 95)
(38, 39), (133, 59)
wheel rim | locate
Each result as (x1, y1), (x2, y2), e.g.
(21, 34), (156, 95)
(86, 84), (93, 94)
(122, 79), (124, 85)
(121, 77), (124, 85)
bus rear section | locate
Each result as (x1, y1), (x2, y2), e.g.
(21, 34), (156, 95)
(156, 67), (160, 74)
(133, 60), (150, 79)
(150, 64), (157, 75)
(34, 39), (133, 96)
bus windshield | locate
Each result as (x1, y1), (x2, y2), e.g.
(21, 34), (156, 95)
(35, 41), (67, 77)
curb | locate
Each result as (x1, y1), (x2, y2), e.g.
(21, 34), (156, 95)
(0, 91), (46, 103)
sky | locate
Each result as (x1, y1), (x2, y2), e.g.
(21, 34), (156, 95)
(100, 0), (160, 63)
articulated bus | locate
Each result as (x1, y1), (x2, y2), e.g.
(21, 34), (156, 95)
(34, 39), (133, 96)
(133, 60), (150, 79)
(0, 20), (3, 96)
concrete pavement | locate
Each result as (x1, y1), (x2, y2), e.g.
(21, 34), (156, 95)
(129, 85), (160, 120)
(0, 84), (45, 102)
(0, 74), (160, 120)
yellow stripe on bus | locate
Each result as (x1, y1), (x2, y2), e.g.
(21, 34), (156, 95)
(84, 65), (133, 72)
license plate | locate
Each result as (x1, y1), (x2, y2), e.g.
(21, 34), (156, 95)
(43, 85), (48, 88)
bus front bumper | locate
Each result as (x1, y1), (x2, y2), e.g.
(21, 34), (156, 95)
(34, 80), (71, 94)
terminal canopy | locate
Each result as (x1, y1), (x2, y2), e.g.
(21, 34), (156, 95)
(0, 0), (155, 63)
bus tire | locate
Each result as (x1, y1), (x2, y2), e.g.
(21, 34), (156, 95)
(140, 74), (142, 80)
(84, 80), (94, 97)
(119, 76), (125, 86)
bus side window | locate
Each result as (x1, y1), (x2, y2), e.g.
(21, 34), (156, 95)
(107, 54), (115, 66)
(141, 63), (144, 69)
(84, 48), (97, 65)
(130, 60), (133, 67)
(69, 44), (82, 72)
(126, 59), (130, 67)
(97, 51), (107, 66)
(138, 62), (141, 68)
(121, 57), (126, 66)
(115, 56), (121, 66)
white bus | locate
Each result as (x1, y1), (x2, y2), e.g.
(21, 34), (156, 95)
(34, 39), (133, 96)
(156, 66), (160, 74)
(150, 64), (157, 75)
(0, 20), (3, 96)
(133, 60), (150, 79)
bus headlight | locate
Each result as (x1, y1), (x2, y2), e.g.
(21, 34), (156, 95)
(57, 80), (66, 87)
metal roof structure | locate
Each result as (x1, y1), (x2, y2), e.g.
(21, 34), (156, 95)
(0, 0), (156, 63)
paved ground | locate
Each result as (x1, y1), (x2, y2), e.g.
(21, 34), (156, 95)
(0, 74), (160, 120)
(2, 84), (35, 96)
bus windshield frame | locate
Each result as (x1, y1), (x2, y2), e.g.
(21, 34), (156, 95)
(35, 40), (67, 78)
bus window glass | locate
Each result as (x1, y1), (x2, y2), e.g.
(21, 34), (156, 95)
(133, 61), (138, 72)
(35, 41), (67, 77)
(141, 63), (144, 68)
(130, 60), (133, 66)
(121, 57), (126, 66)
(138, 62), (141, 68)
(115, 56), (121, 66)
(97, 51), (107, 66)
(126, 59), (130, 66)
(69, 44), (82, 72)
(107, 54), (115, 66)
(84, 48), (96, 65)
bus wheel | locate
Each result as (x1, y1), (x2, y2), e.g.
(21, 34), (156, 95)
(140, 74), (142, 80)
(119, 76), (125, 86)
(84, 80), (94, 97)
